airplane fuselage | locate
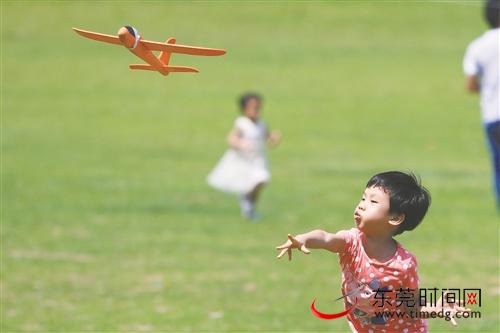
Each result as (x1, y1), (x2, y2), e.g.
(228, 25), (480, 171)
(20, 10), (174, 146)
(117, 26), (169, 75)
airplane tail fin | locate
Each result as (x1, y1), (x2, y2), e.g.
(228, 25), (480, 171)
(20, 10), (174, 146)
(129, 64), (199, 75)
(158, 38), (176, 65)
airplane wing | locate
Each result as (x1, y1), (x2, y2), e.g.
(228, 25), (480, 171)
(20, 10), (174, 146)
(73, 28), (122, 45)
(129, 64), (199, 73)
(141, 40), (226, 56)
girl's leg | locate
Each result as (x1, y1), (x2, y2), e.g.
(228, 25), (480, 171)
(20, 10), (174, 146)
(247, 182), (265, 205)
(240, 182), (265, 219)
(239, 195), (253, 218)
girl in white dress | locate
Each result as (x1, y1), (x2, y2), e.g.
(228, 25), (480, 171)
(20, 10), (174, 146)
(207, 93), (280, 220)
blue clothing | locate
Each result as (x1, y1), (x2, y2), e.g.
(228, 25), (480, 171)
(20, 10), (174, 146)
(485, 121), (500, 208)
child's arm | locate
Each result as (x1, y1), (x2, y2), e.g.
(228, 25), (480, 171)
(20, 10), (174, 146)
(403, 266), (470, 327)
(275, 230), (347, 261)
(227, 127), (252, 152)
(267, 129), (281, 145)
(419, 292), (470, 327)
(465, 75), (480, 93)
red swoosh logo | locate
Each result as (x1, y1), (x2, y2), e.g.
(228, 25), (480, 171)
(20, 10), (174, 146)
(310, 298), (357, 320)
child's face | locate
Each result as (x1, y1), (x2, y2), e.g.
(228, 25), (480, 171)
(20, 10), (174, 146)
(353, 186), (394, 235)
(243, 98), (261, 121)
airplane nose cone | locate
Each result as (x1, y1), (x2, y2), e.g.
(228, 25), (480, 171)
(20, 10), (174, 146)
(117, 26), (136, 48)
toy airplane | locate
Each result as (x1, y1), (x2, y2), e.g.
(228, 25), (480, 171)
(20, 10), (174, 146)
(73, 26), (226, 76)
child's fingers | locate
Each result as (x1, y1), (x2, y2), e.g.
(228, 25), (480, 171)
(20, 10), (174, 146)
(288, 234), (303, 248)
(452, 301), (469, 312)
(277, 248), (288, 259)
(276, 242), (290, 250)
(300, 245), (311, 254)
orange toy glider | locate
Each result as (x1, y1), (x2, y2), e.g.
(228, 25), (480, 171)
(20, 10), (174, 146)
(73, 26), (226, 76)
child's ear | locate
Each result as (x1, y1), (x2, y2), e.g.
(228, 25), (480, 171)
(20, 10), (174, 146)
(388, 214), (405, 227)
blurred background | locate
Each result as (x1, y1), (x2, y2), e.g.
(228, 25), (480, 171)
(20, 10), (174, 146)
(3, 1), (499, 332)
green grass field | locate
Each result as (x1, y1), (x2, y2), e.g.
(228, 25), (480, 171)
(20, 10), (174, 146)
(2, 1), (499, 332)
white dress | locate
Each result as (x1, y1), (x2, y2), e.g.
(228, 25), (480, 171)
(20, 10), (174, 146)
(207, 116), (270, 195)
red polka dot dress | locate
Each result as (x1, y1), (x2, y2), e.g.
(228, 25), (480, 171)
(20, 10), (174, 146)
(337, 228), (428, 333)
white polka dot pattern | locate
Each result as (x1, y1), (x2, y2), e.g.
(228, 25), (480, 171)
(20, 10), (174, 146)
(336, 228), (425, 332)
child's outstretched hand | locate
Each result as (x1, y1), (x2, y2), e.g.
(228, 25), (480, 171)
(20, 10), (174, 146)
(268, 130), (281, 145)
(438, 292), (471, 326)
(276, 234), (311, 261)
(423, 291), (471, 327)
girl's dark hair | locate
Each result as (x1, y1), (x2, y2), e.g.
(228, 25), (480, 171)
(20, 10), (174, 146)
(366, 171), (431, 235)
(239, 92), (262, 111)
(485, 0), (500, 28)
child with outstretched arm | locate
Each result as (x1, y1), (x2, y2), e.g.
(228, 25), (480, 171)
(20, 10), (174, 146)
(276, 171), (469, 332)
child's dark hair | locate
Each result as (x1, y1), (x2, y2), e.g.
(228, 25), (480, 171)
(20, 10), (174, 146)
(239, 92), (262, 111)
(366, 171), (431, 235)
(485, 0), (500, 28)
